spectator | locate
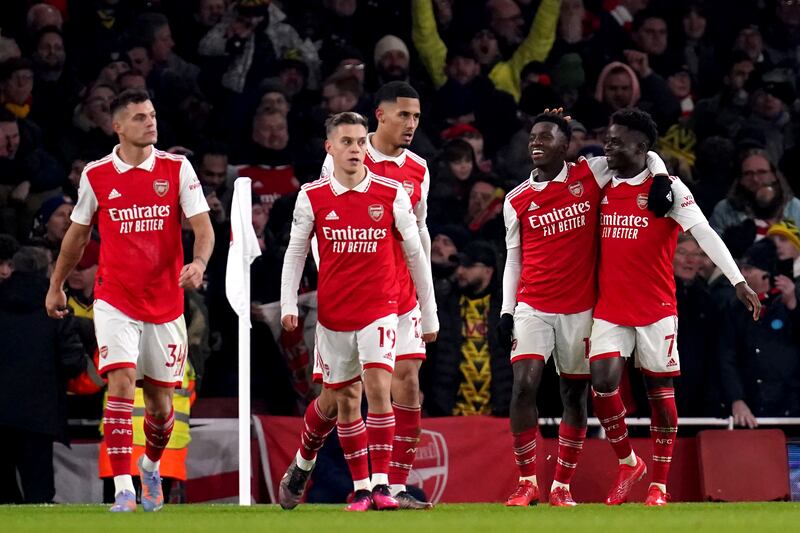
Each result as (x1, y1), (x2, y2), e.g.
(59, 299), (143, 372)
(1, 58), (35, 119)
(694, 51), (754, 142)
(172, 0), (227, 64)
(710, 148), (800, 236)
(29, 27), (83, 144)
(429, 138), (480, 224)
(719, 239), (800, 425)
(60, 83), (117, 165)
(0, 233), (19, 283)
(465, 176), (505, 244)
(412, 0), (561, 101)
(26, 3), (63, 34)
(768, 220), (800, 279)
(373, 34), (411, 87)
(673, 234), (723, 417)
(0, 245), (85, 503)
(630, 10), (673, 76)
(679, 2), (718, 98)
(424, 241), (511, 417)
(30, 195), (74, 254)
(198, 0), (319, 95)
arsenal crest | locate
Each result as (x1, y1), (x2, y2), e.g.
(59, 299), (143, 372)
(368, 204), (384, 221)
(403, 180), (414, 196)
(153, 179), (169, 197)
(636, 193), (649, 210)
(568, 182), (584, 197)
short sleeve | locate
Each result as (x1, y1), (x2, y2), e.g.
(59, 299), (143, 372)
(179, 158), (210, 218)
(392, 186), (417, 241)
(70, 170), (98, 225)
(504, 198), (521, 248)
(584, 156), (613, 189)
(668, 177), (707, 231)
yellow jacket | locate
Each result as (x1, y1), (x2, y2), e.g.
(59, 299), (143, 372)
(412, 0), (561, 101)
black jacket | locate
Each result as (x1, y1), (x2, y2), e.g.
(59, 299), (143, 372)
(423, 278), (512, 417)
(0, 272), (85, 442)
(719, 294), (800, 417)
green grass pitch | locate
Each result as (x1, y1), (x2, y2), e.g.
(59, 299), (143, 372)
(2, 503), (800, 533)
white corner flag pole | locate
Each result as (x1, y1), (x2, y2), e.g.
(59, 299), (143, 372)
(225, 177), (262, 506)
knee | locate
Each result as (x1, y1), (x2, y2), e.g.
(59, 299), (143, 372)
(316, 389), (338, 419)
(106, 369), (136, 397)
(392, 364), (420, 398)
(336, 385), (361, 416)
(590, 374), (616, 394)
(511, 374), (538, 404)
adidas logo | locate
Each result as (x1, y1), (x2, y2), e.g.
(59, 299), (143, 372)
(325, 210), (339, 221)
(666, 358), (677, 367)
(528, 201), (540, 211)
(601, 196), (609, 204)
(108, 188), (122, 200)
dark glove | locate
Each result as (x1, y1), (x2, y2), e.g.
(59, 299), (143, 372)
(497, 313), (514, 353)
(647, 174), (674, 217)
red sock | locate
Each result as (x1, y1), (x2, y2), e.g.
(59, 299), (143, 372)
(144, 407), (174, 462)
(648, 387), (678, 485)
(366, 412), (395, 479)
(592, 388), (632, 460)
(512, 427), (538, 477)
(338, 418), (369, 482)
(299, 399), (336, 461)
(554, 422), (587, 485)
(388, 403), (420, 486)
(104, 396), (134, 476)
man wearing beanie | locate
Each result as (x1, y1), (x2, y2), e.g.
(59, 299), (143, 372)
(374, 35), (411, 86)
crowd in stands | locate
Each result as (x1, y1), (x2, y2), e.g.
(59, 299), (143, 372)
(2, 1), (800, 461)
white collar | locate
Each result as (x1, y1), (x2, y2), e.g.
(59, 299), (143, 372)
(366, 133), (406, 166)
(330, 168), (372, 195)
(611, 167), (650, 187)
(528, 162), (568, 190)
(111, 144), (156, 173)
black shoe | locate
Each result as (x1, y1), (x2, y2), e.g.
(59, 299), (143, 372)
(395, 490), (434, 510)
(278, 458), (314, 510)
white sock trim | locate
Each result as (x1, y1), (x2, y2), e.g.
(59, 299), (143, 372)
(141, 456), (159, 473)
(649, 482), (667, 492)
(295, 450), (316, 471)
(519, 475), (537, 486)
(114, 474), (135, 496)
(371, 473), (389, 487)
(353, 478), (371, 491)
(390, 484), (406, 496)
(619, 451), (637, 467)
(551, 480), (569, 491)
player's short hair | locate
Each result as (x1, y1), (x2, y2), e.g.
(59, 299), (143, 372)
(325, 111), (368, 138)
(110, 88), (151, 117)
(610, 108), (658, 149)
(531, 112), (572, 143)
(374, 81), (419, 106)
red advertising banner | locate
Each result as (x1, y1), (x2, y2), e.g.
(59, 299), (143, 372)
(254, 415), (702, 503)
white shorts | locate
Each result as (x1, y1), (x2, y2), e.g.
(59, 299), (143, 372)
(94, 299), (188, 388)
(509, 303), (592, 378)
(314, 314), (398, 388)
(396, 304), (426, 360)
(588, 316), (681, 377)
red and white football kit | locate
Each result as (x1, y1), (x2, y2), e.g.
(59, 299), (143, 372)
(320, 135), (431, 360)
(281, 169), (437, 388)
(589, 171), (744, 376)
(504, 157), (617, 377)
(70, 146), (209, 387)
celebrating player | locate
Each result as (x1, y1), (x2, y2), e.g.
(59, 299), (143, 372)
(280, 82), (435, 510)
(45, 89), (213, 512)
(589, 109), (760, 506)
(499, 111), (669, 507)
(280, 111), (438, 512)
